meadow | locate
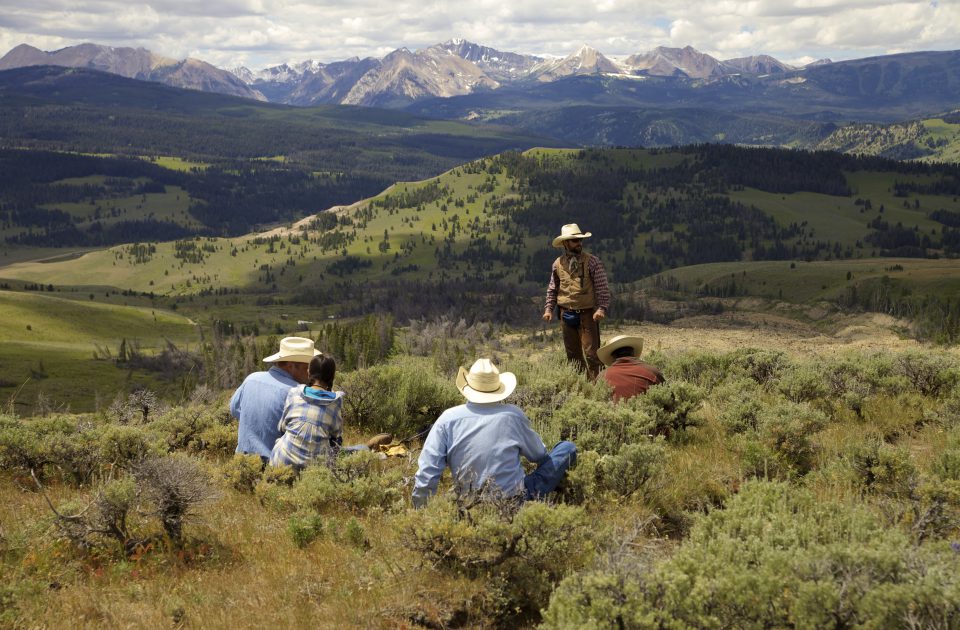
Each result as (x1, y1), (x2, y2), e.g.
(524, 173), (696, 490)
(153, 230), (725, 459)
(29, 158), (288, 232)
(0, 290), (200, 415)
(2, 318), (960, 628)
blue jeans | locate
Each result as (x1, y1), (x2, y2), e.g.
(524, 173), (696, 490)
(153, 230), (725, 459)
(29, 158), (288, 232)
(524, 441), (577, 500)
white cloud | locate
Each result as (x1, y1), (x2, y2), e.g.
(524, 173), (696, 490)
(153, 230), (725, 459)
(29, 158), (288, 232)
(0, 0), (956, 69)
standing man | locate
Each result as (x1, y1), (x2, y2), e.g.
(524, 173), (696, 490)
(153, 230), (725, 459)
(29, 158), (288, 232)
(230, 336), (321, 461)
(542, 223), (611, 380)
(597, 335), (665, 402)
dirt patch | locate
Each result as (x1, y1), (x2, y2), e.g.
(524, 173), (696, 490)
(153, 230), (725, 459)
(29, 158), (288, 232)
(609, 311), (956, 361)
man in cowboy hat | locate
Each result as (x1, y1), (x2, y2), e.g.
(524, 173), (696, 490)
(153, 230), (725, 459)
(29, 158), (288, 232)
(598, 335), (665, 402)
(543, 223), (611, 380)
(230, 336), (321, 460)
(412, 359), (577, 507)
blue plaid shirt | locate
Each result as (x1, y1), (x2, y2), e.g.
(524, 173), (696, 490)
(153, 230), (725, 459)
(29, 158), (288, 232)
(269, 386), (344, 468)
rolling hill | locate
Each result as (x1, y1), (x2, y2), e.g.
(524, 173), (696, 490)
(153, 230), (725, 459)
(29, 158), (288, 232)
(0, 66), (558, 247)
(3, 145), (959, 333)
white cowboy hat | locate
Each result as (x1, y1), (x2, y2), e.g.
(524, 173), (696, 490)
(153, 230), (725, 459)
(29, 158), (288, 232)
(263, 337), (322, 363)
(455, 358), (517, 404)
(597, 335), (644, 367)
(552, 223), (592, 248)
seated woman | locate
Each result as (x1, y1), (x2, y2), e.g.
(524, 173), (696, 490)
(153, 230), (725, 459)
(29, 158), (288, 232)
(270, 355), (344, 468)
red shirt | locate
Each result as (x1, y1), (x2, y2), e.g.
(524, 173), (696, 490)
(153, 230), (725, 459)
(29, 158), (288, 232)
(602, 358), (665, 401)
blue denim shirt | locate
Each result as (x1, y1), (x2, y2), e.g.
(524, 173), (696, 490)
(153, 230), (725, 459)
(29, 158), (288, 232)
(230, 366), (300, 458)
(412, 402), (548, 507)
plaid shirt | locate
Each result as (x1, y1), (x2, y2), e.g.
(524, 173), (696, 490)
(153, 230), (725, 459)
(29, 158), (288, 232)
(544, 252), (611, 314)
(269, 386), (344, 468)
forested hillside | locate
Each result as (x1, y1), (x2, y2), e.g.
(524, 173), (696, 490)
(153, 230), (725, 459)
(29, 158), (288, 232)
(0, 66), (555, 245)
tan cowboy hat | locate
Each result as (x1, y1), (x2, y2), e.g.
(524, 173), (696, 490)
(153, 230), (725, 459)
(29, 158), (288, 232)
(455, 358), (517, 404)
(552, 223), (592, 248)
(263, 337), (322, 363)
(597, 335), (644, 367)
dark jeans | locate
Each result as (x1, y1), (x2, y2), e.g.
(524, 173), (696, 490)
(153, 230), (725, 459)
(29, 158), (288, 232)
(560, 307), (602, 380)
(524, 441), (578, 500)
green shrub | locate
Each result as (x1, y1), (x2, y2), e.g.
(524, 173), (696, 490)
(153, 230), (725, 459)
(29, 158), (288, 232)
(97, 425), (162, 468)
(401, 497), (598, 623)
(848, 441), (918, 497)
(511, 352), (610, 430)
(597, 441), (666, 500)
(339, 357), (460, 437)
(894, 351), (959, 397)
(548, 396), (654, 452)
(260, 452), (406, 515)
(634, 380), (705, 440)
(543, 481), (960, 628)
(932, 445), (960, 482)
(756, 401), (827, 475)
(222, 454), (264, 494)
(287, 510), (325, 548)
(196, 422), (239, 456)
(730, 348), (787, 386)
(777, 364), (830, 403)
(662, 351), (731, 390)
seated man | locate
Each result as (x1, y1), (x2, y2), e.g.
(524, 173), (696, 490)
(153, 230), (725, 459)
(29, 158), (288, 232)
(598, 335), (665, 402)
(412, 358), (576, 508)
(230, 337), (321, 461)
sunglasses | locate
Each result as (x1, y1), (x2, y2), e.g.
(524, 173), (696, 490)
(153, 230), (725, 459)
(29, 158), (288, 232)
(567, 238), (582, 244)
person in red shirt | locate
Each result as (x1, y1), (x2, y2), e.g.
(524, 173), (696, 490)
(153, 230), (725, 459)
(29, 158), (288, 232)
(598, 335), (665, 402)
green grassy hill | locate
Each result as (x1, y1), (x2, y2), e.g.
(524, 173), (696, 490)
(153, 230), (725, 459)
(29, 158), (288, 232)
(3, 145), (960, 338)
(0, 290), (199, 414)
(817, 112), (960, 162)
(0, 66), (558, 249)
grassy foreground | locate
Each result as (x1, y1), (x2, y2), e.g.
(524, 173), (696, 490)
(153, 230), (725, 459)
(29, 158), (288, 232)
(2, 323), (960, 628)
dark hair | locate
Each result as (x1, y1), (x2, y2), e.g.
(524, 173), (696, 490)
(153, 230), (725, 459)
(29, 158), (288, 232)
(308, 355), (336, 389)
(611, 346), (636, 359)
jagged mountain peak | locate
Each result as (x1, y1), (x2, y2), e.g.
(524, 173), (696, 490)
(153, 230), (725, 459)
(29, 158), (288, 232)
(0, 42), (264, 100)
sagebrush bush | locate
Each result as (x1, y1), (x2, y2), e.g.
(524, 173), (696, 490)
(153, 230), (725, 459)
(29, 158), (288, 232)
(401, 496), (598, 623)
(757, 401), (828, 476)
(894, 351), (959, 397)
(634, 380), (705, 440)
(133, 455), (219, 542)
(511, 351), (610, 431)
(222, 454), (264, 493)
(729, 348), (788, 386)
(287, 510), (325, 548)
(547, 397), (654, 451)
(339, 357), (461, 437)
(777, 364), (830, 403)
(848, 441), (918, 497)
(543, 481), (960, 628)
(257, 451), (406, 515)
(560, 441), (666, 503)
(661, 351), (732, 390)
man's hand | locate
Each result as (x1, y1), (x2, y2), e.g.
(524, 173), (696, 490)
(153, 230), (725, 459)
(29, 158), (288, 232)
(593, 310), (606, 322)
(542, 310), (553, 321)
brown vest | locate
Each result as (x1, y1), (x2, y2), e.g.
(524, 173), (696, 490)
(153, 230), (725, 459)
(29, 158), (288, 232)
(555, 252), (595, 310)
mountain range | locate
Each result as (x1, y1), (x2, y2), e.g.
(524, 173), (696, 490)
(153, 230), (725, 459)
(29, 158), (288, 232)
(0, 39), (815, 108)
(2, 40), (960, 154)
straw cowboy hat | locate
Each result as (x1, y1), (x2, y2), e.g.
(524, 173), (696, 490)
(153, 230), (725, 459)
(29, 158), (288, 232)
(263, 337), (322, 363)
(597, 335), (644, 367)
(456, 358), (517, 404)
(552, 223), (593, 248)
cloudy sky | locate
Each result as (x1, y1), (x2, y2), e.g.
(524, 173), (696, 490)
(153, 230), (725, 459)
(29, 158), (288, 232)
(0, 0), (957, 70)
